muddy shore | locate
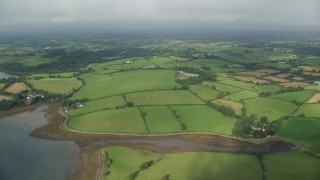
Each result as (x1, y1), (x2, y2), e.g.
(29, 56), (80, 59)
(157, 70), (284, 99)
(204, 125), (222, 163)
(1, 102), (295, 180)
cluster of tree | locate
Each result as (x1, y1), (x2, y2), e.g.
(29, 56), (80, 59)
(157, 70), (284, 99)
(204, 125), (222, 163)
(0, 99), (24, 111)
(277, 87), (304, 94)
(62, 99), (89, 109)
(129, 160), (155, 180)
(206, 101), (238, 118)
(232, 115), (281, 139)
(293, 47), (320, 56)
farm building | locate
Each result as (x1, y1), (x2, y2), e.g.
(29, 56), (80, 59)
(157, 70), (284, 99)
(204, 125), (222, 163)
(314, 81), (320, 86)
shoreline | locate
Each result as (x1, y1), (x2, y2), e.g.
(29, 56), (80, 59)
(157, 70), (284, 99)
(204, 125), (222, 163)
(2, 102), (296, 180)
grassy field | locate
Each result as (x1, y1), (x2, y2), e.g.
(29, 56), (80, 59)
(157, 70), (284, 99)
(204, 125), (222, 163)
(71, 70), (179, 100)
(21, 57), (57, 66)
(245, 97), (297, 121)
(170, 105), (237, 135)
(102, 147), (261, 180)
(67, 108), (147, 133)
(4, 82), (30, 94)
(126, 90), (204, 106)
(223, 90), (258, 101)
(202, 81), (242, 93)
(212, 99), (243, 115)
(270, 91), (315, 103)
(140, 106), (181, 133)
(29, 78), (82, 94)
(189, 85), (220, 101)
(264, 152), (320, 180)
(294, 104), (320, 118)
(102, 147), (160, 180)
(66, 95), (126, 116)
(277, 117), (320, 152)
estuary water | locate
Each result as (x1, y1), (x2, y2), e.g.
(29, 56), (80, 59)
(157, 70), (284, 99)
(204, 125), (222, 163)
(0, 104), (79, 180)
(0, 72), (17, 79)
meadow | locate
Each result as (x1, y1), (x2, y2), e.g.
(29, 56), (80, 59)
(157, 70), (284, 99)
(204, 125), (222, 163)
(245, 97), (297, 121)
(29, 78), (82, 94)
(269, 90), (316, 103)
(71, 70), (179, 100)
(277, 117), (320, 152)
(171, 105), (236, 135)
(294, 104), (320, 118)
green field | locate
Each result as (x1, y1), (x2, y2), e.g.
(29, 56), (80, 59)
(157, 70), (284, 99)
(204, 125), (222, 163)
(212, 99), (243, 115)
(28, 72), (75, 78)
(277, 117), (320, 152)
(140, 106), (181, 133)
(126, 90), (204, 106)
(264, 152), (320, 180)
(22, 57), (57, 66)
(245, 97), (297, 121)
(171, 105), (237, 135)
(103, 147), (261, 180)
(28, 78), (82, 94)
(66, 95), (126, 116)
(223, 90), (258, 101)
(294, 104), (320, 118)
(270, 91), (315, 103)
(71, 70), (179, 100)
(67, 108), (147, 133)
(189, 85), (220, 101)
(102, 147), (160, 180)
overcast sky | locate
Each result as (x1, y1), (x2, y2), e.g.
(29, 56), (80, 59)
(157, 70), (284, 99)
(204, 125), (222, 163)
(0, 0), (319, 33)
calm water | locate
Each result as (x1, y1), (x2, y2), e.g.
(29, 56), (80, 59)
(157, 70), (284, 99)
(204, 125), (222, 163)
(0, 104), (79, 180)
(0, 72), (17, 79)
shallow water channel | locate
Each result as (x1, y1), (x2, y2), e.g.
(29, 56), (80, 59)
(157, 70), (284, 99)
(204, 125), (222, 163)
(0, 72), (17, 79)
(0, 104), (79, 180)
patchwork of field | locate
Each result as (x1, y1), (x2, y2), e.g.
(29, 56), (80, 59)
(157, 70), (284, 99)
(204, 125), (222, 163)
(68, 108), (147, 133)
(71, 70), (179, 100)
(202, 81), (241, 93)
(126, 90), (204, 106)
(252, 84), (281, 93)
(5, 82), (30, 94)
(171, 105), (236, 135)
(29, 78), (82, 94)
(28, 72), (75, 78)
(279, 82), (310, 88)
(277, 117), (320, 152)
(219, 79), (257, 91)
(245, 97), (297, 121)
(102, 147), (261, 180)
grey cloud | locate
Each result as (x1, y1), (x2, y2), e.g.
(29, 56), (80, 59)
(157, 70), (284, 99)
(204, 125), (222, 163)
(0, 0), (319, 32)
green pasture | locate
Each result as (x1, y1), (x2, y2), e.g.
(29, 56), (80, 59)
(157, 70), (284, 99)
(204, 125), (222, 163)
(28, 78), (82, 94)
(202, 81), (242, 93)
(264, 152), (320, 180)
(270, 90), (315, 103)
(66, 95), (126, 116)
(170, 105), (237, 135)
(71, 70), (179, 100)
(67, 108), (147, 133)
(294, 104), (320, 118)
(277, 117), (320, 152)
(126, 90), (204, 106)
(189, 85), (220, 101)
(223, 90), (258, 101)
(140, 106), (181, 133)
(245, 97), (297, 121)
